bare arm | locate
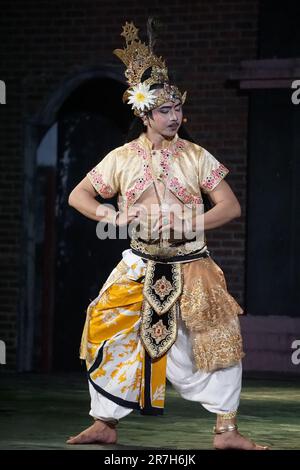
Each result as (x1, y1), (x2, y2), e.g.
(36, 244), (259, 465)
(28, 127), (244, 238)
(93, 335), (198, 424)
(68, 176), (139, 225)
(68, 176), (117, 222)
(202, 179), (241, 230)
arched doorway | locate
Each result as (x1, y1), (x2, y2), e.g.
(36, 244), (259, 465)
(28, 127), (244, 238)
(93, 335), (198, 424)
(19, 69), (133, 372)
(53, 78), (132, 371)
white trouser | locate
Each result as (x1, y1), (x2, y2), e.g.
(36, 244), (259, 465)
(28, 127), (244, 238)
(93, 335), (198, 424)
(88, 315), (242, 423)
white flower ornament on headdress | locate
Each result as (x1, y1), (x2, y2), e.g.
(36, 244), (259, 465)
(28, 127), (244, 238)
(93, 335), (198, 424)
(127, 82), (156, 112)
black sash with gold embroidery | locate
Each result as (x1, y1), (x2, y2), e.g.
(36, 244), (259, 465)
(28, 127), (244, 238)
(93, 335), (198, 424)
(141, 260), (182, 358)
(131, 240), (210, 359)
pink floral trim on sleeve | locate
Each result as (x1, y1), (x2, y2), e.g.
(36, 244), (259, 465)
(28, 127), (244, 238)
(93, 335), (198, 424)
(87, 167), (115, 198)
(201, 163), (229, 191)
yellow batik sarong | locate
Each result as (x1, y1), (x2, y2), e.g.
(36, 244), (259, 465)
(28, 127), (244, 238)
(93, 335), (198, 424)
(80, 250), (167, 415)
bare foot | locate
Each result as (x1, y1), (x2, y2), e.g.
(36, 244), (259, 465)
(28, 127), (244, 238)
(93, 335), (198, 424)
(214, 430), (269, 450)
(66, 420), (117, 445)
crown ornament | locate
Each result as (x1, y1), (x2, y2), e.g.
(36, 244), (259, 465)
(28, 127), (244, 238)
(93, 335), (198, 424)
(113, 20), (186, 116)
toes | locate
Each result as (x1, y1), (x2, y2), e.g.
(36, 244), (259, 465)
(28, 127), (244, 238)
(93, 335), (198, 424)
(66, 436), (80, 444)
(67, 438), (79, 444)
(255, 445), (269, 450)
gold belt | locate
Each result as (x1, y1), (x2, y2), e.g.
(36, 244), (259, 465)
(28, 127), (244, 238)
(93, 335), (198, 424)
(130, 237), (208, 260)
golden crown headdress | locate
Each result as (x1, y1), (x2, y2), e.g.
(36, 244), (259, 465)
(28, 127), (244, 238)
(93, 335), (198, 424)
(113, 20), (186, 116)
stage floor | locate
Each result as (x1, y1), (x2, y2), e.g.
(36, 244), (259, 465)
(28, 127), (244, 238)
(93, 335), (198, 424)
(0, 372), (299, 450)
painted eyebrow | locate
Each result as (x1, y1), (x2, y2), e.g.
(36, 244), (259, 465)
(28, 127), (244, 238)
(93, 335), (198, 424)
(159, 103), (182, 110)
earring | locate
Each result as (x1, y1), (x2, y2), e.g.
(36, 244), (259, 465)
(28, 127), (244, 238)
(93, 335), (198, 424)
(183, 117), (188, 123)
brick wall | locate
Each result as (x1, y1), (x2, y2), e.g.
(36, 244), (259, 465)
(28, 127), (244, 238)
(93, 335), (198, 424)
(0, 0), (259, 368)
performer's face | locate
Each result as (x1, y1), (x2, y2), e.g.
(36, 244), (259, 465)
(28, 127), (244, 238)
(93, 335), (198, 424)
(144, 97), (183, 138)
